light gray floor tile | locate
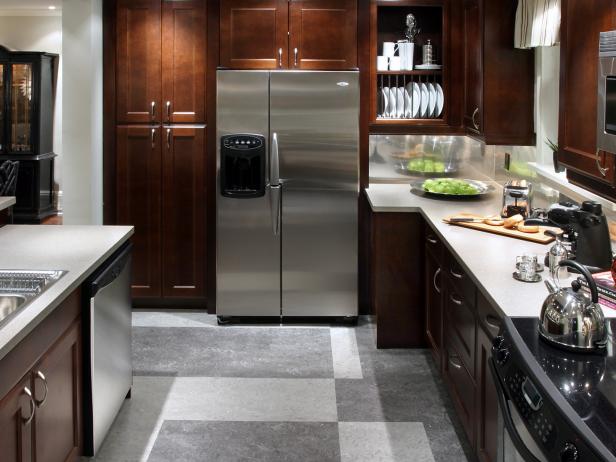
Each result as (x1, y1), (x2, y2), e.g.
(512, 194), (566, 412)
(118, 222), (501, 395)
(149, 421), (340, 462)
(133, 326), (334, 377)
(330, 326), (363, 379)
(132, 311), (217, 328)
(339, 422), (435, 462)
(160, 377), (338, 422)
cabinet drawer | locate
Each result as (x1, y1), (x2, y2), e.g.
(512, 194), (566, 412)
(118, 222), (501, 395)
(477, 291), (502, 339)
(446, 254), (476, 305)
(445, 282), (477, 375)
(424, 223), (444, 262)
(444, 340), (476, 443)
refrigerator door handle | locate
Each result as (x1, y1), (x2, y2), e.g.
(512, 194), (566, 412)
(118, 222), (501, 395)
(270, 185), (281, 236)
(271, 132), (280, 186)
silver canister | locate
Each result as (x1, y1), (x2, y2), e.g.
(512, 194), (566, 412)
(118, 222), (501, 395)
(422, 39), (433, 65)
(549, 236), (569, 280)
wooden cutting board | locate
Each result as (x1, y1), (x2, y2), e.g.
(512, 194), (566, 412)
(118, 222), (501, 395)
(443, 213), (561, 244)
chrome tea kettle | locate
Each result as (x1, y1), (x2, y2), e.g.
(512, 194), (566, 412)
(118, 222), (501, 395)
(539, 260), (608, 352)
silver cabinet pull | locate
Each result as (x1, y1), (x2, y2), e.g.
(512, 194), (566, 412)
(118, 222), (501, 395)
(150, 101), (156, 121)
(271, 132), (280, 186)
(151, 128), (156, 149)
(166, 101), (171, 122)
(278, 48), (283, 68)
(34, 371), (48, 407)
(433, 267), (441, 294)
(472, 107), (479, 130)
(166, 128), (171, 150)
(450, 267), (463, 279)
(485, 314), (501, 329)
(596, 149), (609, 177)
(294, 47), (298, 67)
(449, 354), (463, 370)
(449, 293), (463, 306)
(270, 185), (281, 236)
(22, 386), (35, 425)
(426, 235), (438, 245)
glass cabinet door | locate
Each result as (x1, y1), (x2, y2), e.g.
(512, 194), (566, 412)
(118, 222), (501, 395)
(0, 64), (4, 152)
(10, 63), (33, 153)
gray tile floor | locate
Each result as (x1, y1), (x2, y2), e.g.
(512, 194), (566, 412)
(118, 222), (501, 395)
(88, 312), (473, 462)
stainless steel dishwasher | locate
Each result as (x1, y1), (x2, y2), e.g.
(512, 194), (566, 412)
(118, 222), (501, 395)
(83, 242), (132, 456)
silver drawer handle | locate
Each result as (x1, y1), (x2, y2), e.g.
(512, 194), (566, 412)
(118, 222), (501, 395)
(472, 107), (479, 130)
(450, 267), (463, 279)
(22, 386), (35, 425)
(449, 354), (463, 370)
(34, 371), (48, 407)
(426, 235), (438, 245)
(433, 267), (441, 294)
(596, 149), (609, 177)
(450, 293), (463, 306)
(278, 48), (283, 68)
(485, 315), (501, 329)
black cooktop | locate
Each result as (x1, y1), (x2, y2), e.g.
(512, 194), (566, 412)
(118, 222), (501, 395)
(512, 317), (616, 458)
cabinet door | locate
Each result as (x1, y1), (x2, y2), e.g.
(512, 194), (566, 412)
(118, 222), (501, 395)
(444, 339), (476, 444)
(162, 0), (206, 124)
(116, 0), (162, 124)
(425, 250), (443, 370)
(463, 0), (482, 134)
(33, 321), (81, 462)
(558, 0), (616, 184)
(288, 0), (357, 70)
(220, 0), (289, 69)
(476, 326), (498, 462)
(162, 126), (206, 298)
(0, 375), (34, 462)
(116, 126), (162, 298)
(445, 280), (476, 375)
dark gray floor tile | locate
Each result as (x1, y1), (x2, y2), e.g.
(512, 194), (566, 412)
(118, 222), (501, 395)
(132, 326), (333, 378)
(148, 421), (340, 462)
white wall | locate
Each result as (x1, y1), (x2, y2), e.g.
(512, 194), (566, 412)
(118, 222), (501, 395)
(0, 14), (63, 202)
(61, 0), (103, 224)
(535, 46), (560, 165)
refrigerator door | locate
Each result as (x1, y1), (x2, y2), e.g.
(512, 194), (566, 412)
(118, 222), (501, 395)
(270, 71), (359, 317)
(217, 71), (281, 316)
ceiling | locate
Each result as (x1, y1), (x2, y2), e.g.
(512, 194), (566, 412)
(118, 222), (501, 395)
(0, 0), (62, 11)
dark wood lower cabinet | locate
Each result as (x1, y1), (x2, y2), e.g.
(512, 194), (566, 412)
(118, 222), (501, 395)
(0, 289), (82, 462)
(370, 208), (500, 460)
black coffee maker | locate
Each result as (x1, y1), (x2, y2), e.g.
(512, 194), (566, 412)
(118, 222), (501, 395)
(527, 201), (613, 271)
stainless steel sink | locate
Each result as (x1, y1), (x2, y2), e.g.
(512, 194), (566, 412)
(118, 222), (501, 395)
(0, 270), (66, 326)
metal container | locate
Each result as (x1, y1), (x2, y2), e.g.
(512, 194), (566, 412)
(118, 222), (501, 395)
(539, 260), (608, 352)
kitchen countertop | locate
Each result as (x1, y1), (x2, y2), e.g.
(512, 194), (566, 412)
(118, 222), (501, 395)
(0, 225), (133, 361)
(0, 196), (16, 211)
(365, 183), (616, 319)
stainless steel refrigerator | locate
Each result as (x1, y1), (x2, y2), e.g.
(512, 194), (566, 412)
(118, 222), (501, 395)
(216, 70), (359, 319)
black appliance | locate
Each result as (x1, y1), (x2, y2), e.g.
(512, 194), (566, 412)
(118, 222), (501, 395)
(526, 201), (612, 271)
(491, 316), (616, 462)
(220, 134), (266, 198)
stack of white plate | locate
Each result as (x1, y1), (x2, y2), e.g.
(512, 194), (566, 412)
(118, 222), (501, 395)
(377, 82), (444, 119)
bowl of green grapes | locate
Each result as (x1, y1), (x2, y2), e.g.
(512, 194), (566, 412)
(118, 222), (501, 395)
(411, 178), (491, 198)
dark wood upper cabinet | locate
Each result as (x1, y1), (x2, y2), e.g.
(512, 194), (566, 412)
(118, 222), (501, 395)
(220, 0), (289, 69)
(116, 0), (162, 124)
(289, 0), (358, 69)
(162, 126), (206, 298)
(558, 0), (616, 195)
(162, 0), (206, 123)
(33, 322), (81, 462)
(462, 0), (535, 145)
(116, 126), (162, 298)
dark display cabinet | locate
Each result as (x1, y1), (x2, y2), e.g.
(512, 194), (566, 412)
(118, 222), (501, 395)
(0, 45), (57, 223)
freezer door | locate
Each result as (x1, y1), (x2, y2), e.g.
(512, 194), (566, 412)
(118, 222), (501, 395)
(270, 71), (359, 317)
(217, 71), (281, 316)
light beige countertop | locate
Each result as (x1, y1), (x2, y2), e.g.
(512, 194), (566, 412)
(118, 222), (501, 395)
(0, 196), (16, 211)
(365, 183), (615, 320)
(0, 225), (134, 360)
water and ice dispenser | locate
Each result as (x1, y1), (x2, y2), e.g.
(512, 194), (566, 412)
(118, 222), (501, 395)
(220, 134), (266, 198)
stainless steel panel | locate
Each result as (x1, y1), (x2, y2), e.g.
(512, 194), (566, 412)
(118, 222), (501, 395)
(216, 70), (281, 316)
(91, 257), (132, 455)
(270, 71), (359, 317)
